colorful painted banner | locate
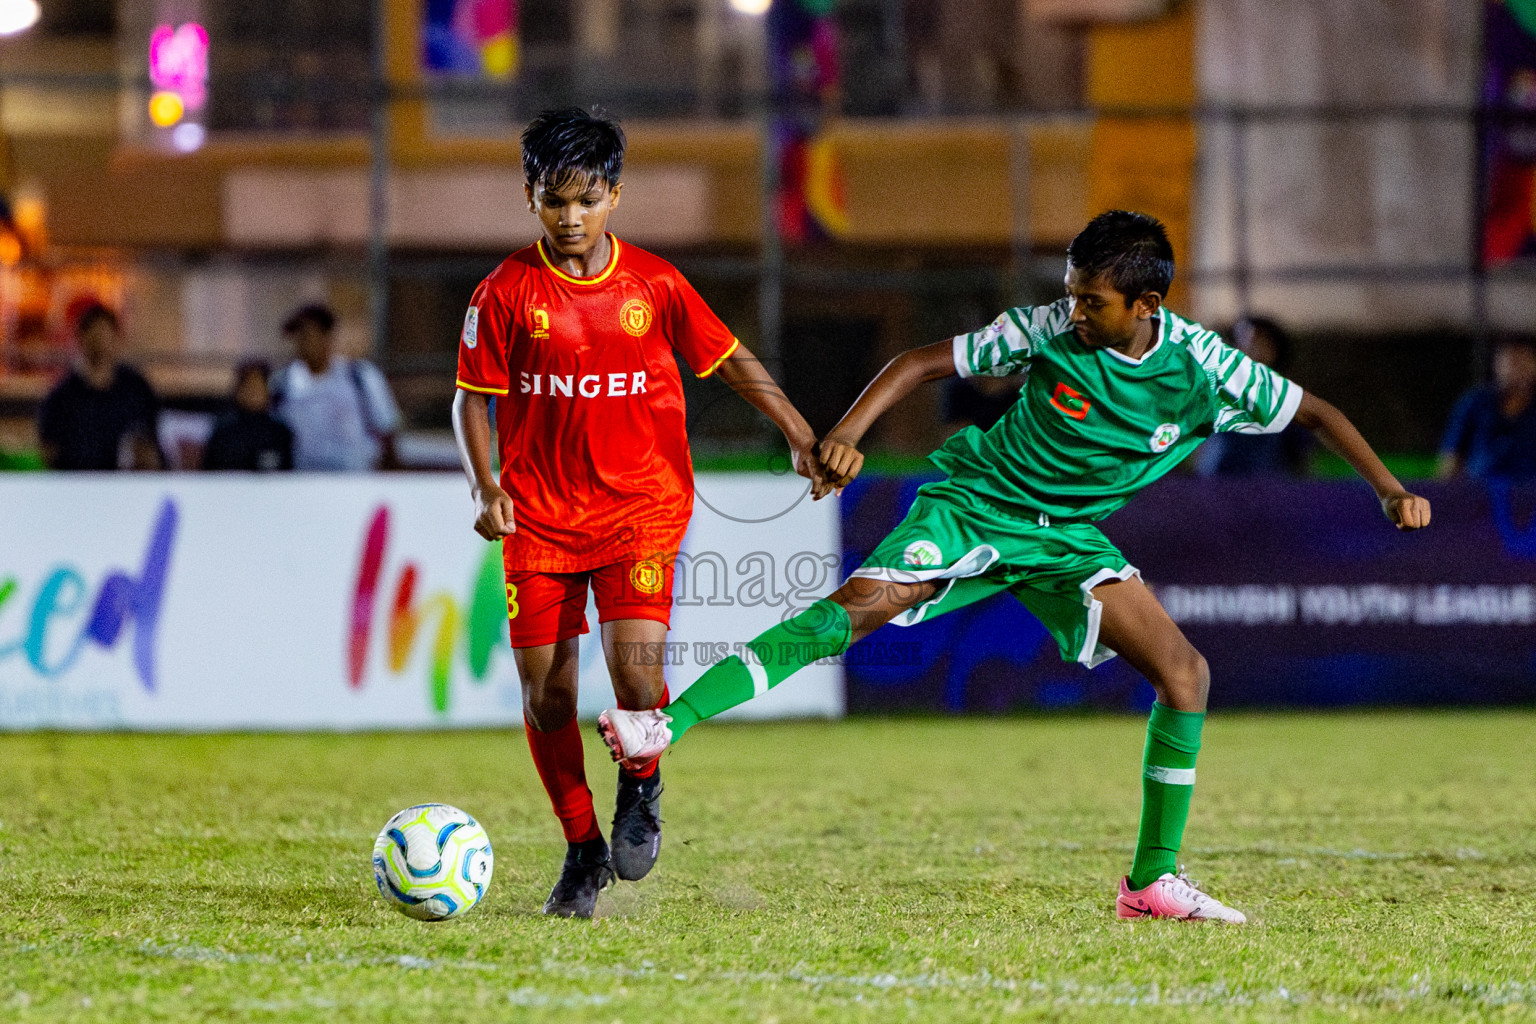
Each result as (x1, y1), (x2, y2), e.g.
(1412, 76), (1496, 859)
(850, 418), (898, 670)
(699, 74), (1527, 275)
(424, 0), (518, 79)
(768, 0), (848, 242)
(843, 475), (1536, 713)
(1483, 0), (1536, 264)
(0, 474), (840, 730)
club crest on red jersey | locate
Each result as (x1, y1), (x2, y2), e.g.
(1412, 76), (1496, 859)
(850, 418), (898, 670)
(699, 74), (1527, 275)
(620, 298), (653, 338)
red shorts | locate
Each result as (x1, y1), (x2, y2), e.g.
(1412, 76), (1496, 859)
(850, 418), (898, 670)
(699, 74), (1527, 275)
(504, 557), (675, 648)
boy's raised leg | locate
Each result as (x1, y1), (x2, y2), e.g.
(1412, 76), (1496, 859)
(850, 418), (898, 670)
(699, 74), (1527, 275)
(598, 578), (937, 766)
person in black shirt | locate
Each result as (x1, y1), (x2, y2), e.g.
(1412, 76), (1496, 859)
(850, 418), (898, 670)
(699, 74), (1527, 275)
(202, 360), (294, 472)
(38, 304), (162, 471)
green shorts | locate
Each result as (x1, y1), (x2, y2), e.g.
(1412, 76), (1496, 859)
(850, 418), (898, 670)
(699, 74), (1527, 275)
(851, 480), (1138, 667)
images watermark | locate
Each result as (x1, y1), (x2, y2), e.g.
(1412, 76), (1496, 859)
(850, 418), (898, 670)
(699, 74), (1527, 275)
(605, 639), (924, 668)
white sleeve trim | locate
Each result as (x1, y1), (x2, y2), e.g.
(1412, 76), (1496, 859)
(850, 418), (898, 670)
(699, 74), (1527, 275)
(1256, 382), (1305, 435)
(951, 334), (973, 378)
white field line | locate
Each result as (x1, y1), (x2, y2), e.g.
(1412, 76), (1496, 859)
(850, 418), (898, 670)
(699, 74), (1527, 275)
(1188, 844), (1493, 862)
(982, 838), (1504, 863)
(236, 988), (612, 1012)
(116, 941), (1536, 1010)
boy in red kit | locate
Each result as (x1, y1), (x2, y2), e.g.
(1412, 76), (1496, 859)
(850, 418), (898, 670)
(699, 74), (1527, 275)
(451, 108), (825, 918)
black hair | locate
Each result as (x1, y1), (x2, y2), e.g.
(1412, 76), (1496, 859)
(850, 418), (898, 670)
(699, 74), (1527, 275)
(1067, 210), (1175, 305)
(76, 302), (120, 336)
(521, 107), (626, 193)
(282, 302), (335, 335)
(1235, 314), (1293, 373)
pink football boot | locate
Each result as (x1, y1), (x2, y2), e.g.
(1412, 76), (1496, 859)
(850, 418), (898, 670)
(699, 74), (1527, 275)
(1116, 870), (1247, 923)
(596, 707), (674, 771)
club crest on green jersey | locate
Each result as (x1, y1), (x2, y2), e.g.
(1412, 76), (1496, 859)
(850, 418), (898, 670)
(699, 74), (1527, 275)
(1149, 423), (1181, 453)
(903, 540), (943, 567)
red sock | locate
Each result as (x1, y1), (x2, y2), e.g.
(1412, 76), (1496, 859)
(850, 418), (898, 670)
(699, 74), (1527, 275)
(524, 715), (600, 843)
(618, 683), (670, 781)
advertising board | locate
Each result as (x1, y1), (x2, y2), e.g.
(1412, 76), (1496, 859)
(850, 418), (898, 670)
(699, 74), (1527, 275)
(843, 476), (1536, 712)
(0, 474), (841, 730)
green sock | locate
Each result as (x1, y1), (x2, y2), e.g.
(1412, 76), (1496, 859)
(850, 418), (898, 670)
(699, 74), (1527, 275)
(665, 599), (851, 740)
(1127, 702), (1204, 890)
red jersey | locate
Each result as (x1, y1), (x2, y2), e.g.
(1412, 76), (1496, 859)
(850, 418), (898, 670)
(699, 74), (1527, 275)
(455, 234), (739, 572)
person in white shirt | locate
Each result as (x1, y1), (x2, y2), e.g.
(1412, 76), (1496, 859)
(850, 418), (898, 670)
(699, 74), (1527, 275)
(271, 303), (402, 471)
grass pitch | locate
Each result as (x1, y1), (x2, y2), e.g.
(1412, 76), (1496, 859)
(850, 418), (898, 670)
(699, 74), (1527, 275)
(3, 712), (1535, 1023)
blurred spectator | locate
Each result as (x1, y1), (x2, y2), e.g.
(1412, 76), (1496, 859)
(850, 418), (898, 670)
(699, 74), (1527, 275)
(1194, 315), (1311, 477)
(1438, 334), (1536, 482)
(202, 360), (294, 472)
(37, 303), (163, 471)
(271, 303), (401, 471)
(942, 376), (1022, 433)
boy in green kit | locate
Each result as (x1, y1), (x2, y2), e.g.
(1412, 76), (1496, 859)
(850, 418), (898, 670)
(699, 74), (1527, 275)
(600, 211), (1432, 922)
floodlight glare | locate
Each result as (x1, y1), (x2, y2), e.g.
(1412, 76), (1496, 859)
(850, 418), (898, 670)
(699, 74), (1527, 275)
(0, 0), (40, 35)
(729, 0), (771, 14)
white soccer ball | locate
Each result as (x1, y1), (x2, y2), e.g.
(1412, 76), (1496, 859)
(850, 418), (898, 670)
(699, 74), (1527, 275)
(372, 804), (494, 921)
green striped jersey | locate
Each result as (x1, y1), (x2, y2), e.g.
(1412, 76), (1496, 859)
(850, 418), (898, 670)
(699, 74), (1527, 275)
(936, 298), (1303, 521)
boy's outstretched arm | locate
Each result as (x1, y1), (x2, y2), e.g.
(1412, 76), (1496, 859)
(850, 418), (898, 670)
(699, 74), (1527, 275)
(712, 345), (830, 497)
(1292, 392), (1431, 531)
(451, 389), (516, 540)
(818, 339), (959, 487)
(596, 338), (959, 766)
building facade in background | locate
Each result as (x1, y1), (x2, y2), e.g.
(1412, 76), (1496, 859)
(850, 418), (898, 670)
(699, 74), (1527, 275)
(0, 0), (1516, 460)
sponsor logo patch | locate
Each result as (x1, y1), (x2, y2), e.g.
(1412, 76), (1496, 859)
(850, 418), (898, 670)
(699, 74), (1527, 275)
(903, 540), (943, 568)
(530, 308), (551, 340)
(629, 559), (666, 595)
(461, 306), (479, 349)
(1149, 422), (1181, 453)
(620, 298), (653, 338)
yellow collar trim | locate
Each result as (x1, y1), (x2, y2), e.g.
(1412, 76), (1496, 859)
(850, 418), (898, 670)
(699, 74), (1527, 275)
(537, 234), (622, 286)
